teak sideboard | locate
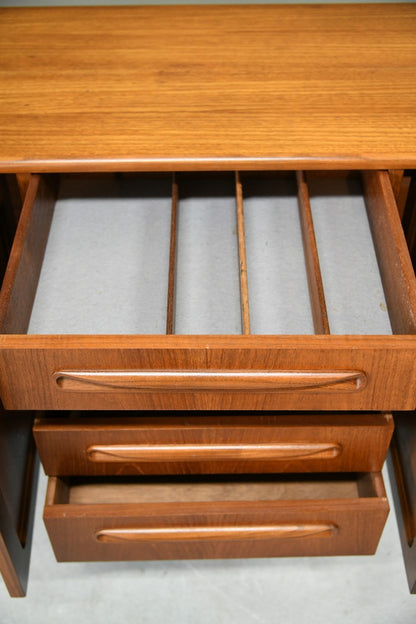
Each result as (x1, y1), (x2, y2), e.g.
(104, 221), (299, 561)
(1, 3), (416, 597)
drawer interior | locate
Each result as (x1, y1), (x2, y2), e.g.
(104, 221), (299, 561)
(5, 170), (407, 337)
(50, 473), (381, 506)
(44, 472), (389, 561)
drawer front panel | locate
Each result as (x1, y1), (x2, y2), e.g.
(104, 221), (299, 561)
(1, 170), (416, 412)
(43, 473), (389, 561)
(1, 337), (416, 411)
(34, 413), (394, 476)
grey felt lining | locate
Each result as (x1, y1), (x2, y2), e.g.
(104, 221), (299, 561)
(28, 173), (392, 336)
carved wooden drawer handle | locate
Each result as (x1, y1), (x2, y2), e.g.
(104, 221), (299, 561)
(86, 442), (342, 463)
(54, 370), (366, 392)
(95, 523), (339, 543)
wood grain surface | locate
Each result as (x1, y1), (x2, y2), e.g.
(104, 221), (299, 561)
(0, 4), (415, 172)
(43, 473), (389, 561)
(0, 183), (38, 598)
(297, 171), (330, 334)
(33, 413), (394, 476)
(388, 413), (416, 593)
(2, 335), (416, 411)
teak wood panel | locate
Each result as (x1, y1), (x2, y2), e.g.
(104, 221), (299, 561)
(2, 338), (416, 411)
(34, 413), (393, 477)
(43, 473), (389, 561)
(1, 171), (416, 411)
(0, 4), (415, 172)
(0, 178), (38, 598)
(389, 177), (416, 594)
(0, 408), (38, 597)
(388, 413), (416, 594)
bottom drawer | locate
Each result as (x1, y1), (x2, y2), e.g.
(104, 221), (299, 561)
(44, 472), (389, 561)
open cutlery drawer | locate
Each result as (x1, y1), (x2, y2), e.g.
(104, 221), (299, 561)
(43, 471), (389, 561)
(1, 170), (416, 411)
(33, 412), (394, 476)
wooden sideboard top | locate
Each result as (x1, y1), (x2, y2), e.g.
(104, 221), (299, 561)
(0, 3), (415, 172)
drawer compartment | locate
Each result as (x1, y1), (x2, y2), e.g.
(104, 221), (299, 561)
(34, 412), (394, 476)
(1, 170), (416, 411)
(43, 472), (389, 561)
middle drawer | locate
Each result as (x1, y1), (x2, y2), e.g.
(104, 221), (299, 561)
(34, 412), (393, 476)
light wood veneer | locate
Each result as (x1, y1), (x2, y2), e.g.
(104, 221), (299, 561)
(0, 5), (415, 172)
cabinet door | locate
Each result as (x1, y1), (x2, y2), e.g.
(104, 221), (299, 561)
(388, 413), (416, 594)
(389, 174), (416, 593)
(0, 406), (38, 596)
(0, 175), (38, 597)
